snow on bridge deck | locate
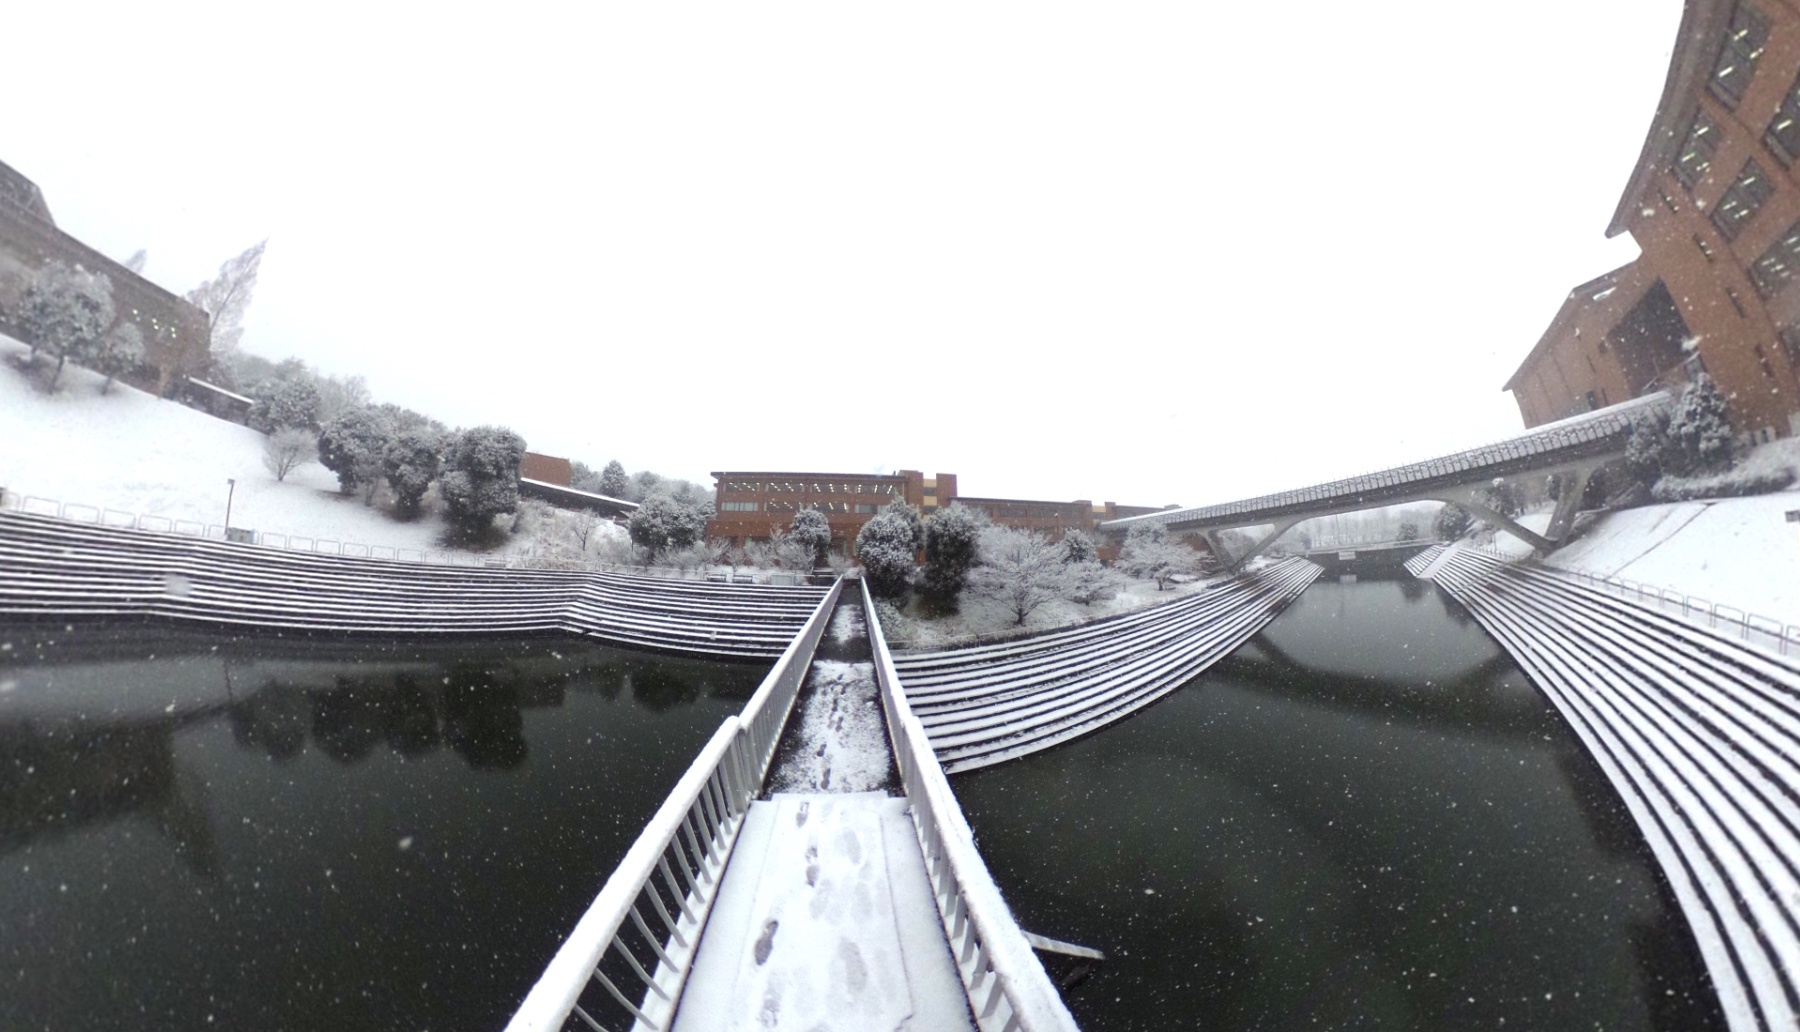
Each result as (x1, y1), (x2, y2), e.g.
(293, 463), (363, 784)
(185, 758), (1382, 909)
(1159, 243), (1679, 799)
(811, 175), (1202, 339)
(1418, 546), (1800, 1032)
(1100, 393), (1669, 536)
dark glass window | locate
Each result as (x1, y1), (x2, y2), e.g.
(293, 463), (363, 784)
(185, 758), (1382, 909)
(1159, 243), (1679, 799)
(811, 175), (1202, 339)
(1711, 158), (1775, 240)
(1751, 221), (1800, 297)
(1779, 325), (1800, 367)
(1711, 3), (1770, 108)
(1765, 70), (1800, 164)
(1675, 111), (1721, 189)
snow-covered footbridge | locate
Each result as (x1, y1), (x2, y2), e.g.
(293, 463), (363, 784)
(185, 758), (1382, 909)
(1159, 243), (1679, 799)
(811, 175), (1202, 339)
(894, 557), (1322, 772)
(507, 578), (1087, 1032)
(1099, 393), (1670, 568)
(0, 511), (824, 659)
(1414, 544), (1800, 1032)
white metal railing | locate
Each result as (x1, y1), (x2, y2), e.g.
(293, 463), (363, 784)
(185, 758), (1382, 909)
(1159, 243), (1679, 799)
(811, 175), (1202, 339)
(861, 578), (1082, 1032)
(504, 578), (843, 1032)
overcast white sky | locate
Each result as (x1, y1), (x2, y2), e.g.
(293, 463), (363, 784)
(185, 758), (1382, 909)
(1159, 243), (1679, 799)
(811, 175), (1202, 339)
(8, 1), (1682, 506)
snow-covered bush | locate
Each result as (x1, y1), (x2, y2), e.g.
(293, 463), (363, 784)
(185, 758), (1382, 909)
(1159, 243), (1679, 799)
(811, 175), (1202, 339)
(1065, 560), (1121, 605)
(790, 507), (832, 566)
(1433, 503), (1472, 541)
(438, 425), (527, 536)
(262, 427), (317, 482)
(1060, 528), (1098, 564)
(1118, 521), (1197, 590)
(248, 374), (323, 433)
(923, 503), (986, 613)
(318, 406), (397, 502)
(19, 260), (114, 390)
(383, 426), (444, 516)
(94, 323), (144, 394)
(1666, 374), (1735, 476)
(628, 495), (710, 559)
(883, 499), (925, 553)
(1397, 520), (1420, 542)
(1651, 465), (1795, 501)
(970, 525), (1068, 625)
(856, 511), (917, 599)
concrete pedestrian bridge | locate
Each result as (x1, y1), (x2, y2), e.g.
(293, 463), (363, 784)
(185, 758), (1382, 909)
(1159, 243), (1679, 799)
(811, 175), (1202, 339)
(1098, 392), (1670, 567)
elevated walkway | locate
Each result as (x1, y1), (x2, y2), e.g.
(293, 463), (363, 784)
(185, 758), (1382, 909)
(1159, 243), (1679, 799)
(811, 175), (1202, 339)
(1100, 393), (1670, 566)
(1419, 547), (1800, 1032)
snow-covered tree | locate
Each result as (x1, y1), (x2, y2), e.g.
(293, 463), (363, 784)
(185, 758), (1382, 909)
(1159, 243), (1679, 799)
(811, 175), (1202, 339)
(93, 322), (144, 394)
(883, 499), (925, 553)
(767, 528), (818, 573)
(19, 261), (114, 390)
(248, 374), (323, 433)
(314, 373), (371, 425)
(628, 495), (710, 558)
(856, 511), (917, 599)
(789, 507), (832, 566)
(923, 503), (985, 613)
(318, 406), (397, 502)
(383, 425), (444, 515)
(1118, 521), (1197, 590)
(970, 525), (1069, 625)
(1481, 480), (1523, 519)
(1433, 503), (1472, 541)
(262, 427), (317, 481)
(1397, 520), (1420, 542)
(1060, 528), (1098, 564)
(600, 460), (629, 498)
(123, 249), (148, 274)
(438, 425), (527, 535)
(185, 239), (266, 377)
(1667, 373), (1735, 476)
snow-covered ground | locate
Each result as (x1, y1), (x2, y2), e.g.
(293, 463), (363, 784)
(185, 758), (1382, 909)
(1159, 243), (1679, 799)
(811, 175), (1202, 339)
(883, 572), (1222, 649)
(0, 334), (539, 557)
(1473, 445), (1800, 626)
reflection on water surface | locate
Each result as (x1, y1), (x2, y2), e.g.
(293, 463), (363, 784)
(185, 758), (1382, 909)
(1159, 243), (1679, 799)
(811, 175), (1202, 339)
(0, 626), (761, 1031)
(954, 576), (1724, 1032)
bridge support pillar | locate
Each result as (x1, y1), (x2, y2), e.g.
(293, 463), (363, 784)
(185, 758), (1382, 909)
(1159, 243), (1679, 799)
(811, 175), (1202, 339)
(1222, 517), (1302, 572)
(1542, 464), (1597, 543)
(1435, 489), (1555, 554)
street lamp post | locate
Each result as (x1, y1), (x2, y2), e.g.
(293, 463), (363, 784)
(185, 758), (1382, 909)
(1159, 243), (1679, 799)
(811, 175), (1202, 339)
(225, 478), (237, 530)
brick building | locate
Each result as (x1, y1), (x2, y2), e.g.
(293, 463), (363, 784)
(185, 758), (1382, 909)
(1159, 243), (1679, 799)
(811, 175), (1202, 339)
(0, 159), (210, 395)
(1508, 0), (1800, 440)
(708, 469), (1171, 556)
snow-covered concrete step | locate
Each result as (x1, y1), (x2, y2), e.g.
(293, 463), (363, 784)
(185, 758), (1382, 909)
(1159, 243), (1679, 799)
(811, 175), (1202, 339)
(671, 792), (974, 1032)
(1429, 546), (1800, 1032)
(892, 558), (1322, 773)
(1402, 543), (1450, 579)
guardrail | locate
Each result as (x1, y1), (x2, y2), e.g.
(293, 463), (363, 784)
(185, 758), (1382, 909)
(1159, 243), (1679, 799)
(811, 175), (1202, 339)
(862, 577), (1082, 1032)
(503, 578), (843, 1032)
(1443, 535), (1800, 656)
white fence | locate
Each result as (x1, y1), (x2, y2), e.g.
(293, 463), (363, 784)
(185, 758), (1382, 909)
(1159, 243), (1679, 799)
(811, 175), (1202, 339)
(863, 577), (1082, 1032)
(503, 578), (844, 1032)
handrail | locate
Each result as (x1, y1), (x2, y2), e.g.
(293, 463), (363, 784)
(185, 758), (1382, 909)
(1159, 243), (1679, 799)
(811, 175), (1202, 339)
(861, 577), (1081, 1032)
(502, 579), (844, 1032)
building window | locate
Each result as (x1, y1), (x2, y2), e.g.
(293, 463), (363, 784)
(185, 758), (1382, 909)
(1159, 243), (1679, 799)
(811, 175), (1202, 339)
(1727, 285), (1749, 317)
(1757, 344), (1778, 378)
(1752, 221), (1800, 297)
(721, 500), (759, 512)
(722, 481), (760, 493)
(1711, 158), (1775, 240)
(1675, 110), (1721, 190)
(1711, 3), (1770, 109)
(1780, 326), (1800, 367)
(1695, 233), (1717, 262)
(1660, 188), (1682, 213)
(854, 504), (875, 514)
(1767, 71), (1800, 164)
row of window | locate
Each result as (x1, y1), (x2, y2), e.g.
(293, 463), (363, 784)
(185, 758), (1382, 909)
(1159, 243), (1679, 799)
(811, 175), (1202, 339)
(719, 481), (902, 496)
(718, 501), (879, 515)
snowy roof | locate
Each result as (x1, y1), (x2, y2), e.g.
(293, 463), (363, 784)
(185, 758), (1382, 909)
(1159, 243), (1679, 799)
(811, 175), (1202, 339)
(1101, 392), (1671, 534)
(518, 478), (638, 511)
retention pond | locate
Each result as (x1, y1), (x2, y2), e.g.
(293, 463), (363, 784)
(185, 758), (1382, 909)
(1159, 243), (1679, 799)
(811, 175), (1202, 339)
(0, 625), (763, 1031)
(952, 573), (1727, 1032)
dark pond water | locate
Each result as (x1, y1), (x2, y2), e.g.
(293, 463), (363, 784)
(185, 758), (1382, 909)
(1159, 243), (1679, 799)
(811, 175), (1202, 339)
(954, 575), (1726, 1032)
(0, 625), (763, 1032)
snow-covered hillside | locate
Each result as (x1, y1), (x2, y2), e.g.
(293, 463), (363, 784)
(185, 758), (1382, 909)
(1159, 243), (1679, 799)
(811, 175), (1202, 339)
(0, 334), (527, 555)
